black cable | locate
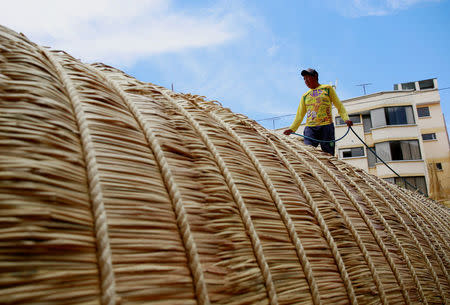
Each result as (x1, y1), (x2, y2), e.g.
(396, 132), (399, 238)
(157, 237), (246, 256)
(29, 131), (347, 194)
(292, 126), (350, 144)
(289, 125), (425, 195)
(258, 86), (447, 196)
(349, 126), (424, 195)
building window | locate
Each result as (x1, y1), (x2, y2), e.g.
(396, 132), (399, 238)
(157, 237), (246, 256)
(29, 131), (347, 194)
(385, 106), (415, 125)
(418, 79), (434, 90)
(436, 162), (443, 170)
(367, 146), (377, 167)
(340, 147), (364, 158)
(362, 115), (372, 133)
(384, 176), (427, 196)
(336, 114), (361, 125)
(393, 84), (399, 91)
(375, 140), (421, 161)
(370, 106), (415, 128)
(401, 82), (416, 90)
(422, 133), (437, 141)
(417, 106), (430, 117)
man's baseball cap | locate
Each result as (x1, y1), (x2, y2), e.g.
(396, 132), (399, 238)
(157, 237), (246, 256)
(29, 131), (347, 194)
(301, 68), (318, 77)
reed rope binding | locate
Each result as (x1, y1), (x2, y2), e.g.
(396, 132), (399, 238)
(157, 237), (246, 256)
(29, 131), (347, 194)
(405, 189), (450, 250)
(1, 24), (449, 305)
(263, 133), (358, 305)
(348, 167), (428, 304)
(91, 67), (210, 305)
(292, 126), (426, 195)
(246, 113), (446, 303)
(386, 178), (450, 268)
(327, 160), (412, 304)
(423, 199), (450, 231)
(199, 111), (281, 305)
(205, 107), (322, 305)
(360, 170), (448, 303)
(40, 48), (117, 305)
(237, 119), (359, 304)
(380, 179), (450, 284)
(285, 136), (389, 305)
(156, 87), (277, 305)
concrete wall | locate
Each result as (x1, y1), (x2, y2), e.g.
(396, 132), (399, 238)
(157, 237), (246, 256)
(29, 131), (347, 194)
(376, 160), (426, 178)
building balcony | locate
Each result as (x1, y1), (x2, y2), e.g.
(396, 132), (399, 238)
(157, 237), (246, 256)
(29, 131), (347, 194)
(371, 124), (420, 142)
(375, 159), (426, 178)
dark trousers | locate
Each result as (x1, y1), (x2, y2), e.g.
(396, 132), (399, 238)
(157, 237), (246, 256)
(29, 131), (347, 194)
(304, 123), (335, 155)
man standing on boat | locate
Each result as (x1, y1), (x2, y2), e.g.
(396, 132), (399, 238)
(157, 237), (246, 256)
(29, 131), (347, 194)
(284, 68), (353, 155)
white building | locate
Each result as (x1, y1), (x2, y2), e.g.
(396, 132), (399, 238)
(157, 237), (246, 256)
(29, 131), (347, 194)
(280, 78), (450, 202)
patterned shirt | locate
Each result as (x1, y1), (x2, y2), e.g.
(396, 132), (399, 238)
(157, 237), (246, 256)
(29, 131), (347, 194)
(290, 84), (349, 130)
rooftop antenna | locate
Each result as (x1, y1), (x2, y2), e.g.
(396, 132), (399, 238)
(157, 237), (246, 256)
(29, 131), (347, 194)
(356, 83), (372, 95)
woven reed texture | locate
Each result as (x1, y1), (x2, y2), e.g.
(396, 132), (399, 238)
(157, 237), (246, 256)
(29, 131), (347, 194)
(0, 25), (449, 305)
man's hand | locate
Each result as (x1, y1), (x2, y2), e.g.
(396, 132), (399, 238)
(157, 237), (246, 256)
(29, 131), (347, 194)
(283, 129), (293, 135)
(345, 120), (353, 127)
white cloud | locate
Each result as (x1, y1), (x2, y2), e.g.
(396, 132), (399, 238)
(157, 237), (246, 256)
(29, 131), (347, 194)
(0, 0), (250, 65)
(267, 45), (279, 57)
(1, 0), (293, 120)
(332, 0), (441, 17)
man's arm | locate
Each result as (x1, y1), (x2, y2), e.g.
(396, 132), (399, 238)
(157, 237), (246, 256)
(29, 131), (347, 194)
(284, 96), (306, 135)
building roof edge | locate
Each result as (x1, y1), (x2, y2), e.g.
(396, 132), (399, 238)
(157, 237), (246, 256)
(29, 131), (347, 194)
(342, 88), (438, 103)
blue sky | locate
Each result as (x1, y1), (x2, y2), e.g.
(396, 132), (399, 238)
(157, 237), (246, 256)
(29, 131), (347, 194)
(2, 0), (450, 131)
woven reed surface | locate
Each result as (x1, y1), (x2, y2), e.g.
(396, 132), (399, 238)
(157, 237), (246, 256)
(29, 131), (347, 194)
(1, 25), (449, 305)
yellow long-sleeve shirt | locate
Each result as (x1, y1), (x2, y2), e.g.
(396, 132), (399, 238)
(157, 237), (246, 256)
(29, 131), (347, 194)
(289, 84), (349, 131)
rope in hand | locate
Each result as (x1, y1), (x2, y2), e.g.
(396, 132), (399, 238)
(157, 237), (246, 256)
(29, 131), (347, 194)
(289, 126), (424, 196)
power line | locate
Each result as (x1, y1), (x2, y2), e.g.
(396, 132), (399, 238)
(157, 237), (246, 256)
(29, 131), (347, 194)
(256, 86), (450, 122)
(256, 113), (296, 121)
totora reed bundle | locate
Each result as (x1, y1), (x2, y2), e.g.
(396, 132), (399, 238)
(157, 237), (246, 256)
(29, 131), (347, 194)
(0, 25), (449, 305)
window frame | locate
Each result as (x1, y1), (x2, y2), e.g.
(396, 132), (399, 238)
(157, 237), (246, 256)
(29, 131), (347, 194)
(374, 140), (422, 161)
(339, 147), (365, 159)
(335, 114), (361, 126)
(388, 176), (427, 196)
(418, 79), (434, 90)
(422, 133), (437, 141)
(417, 106), (431, 118)
(384, 106), (415, 126)
(401, 82), (416, 90)
(370, 106), (415, 128)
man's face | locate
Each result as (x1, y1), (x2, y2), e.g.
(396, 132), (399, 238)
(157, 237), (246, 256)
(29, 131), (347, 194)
(303, 74), (317, 89)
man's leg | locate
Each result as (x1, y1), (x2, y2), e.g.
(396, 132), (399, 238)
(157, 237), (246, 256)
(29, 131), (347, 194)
(319, 124), (335, 155)
(304, 126), (319, 147)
